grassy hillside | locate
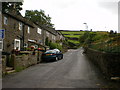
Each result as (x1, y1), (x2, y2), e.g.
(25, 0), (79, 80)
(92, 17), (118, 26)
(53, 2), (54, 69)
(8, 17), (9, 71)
(61, 31), (85, 35)
(79, 31), (120, 53)
(60, 31), (85, 48)
(60, 30), (120, 53)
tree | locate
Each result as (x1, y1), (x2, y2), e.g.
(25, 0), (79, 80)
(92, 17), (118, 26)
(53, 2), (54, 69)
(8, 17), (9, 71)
(109, 30), (114, 34)
(79, 31), (96, 47)
(109, 30), (115, 37)
(2, 2), (23, 15)
(25, 10), (54, 28)
(114, 31), (117, 34)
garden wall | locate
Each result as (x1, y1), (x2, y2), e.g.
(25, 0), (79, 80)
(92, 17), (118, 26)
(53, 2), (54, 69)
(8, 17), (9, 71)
(13, 51), (42, 71)
(84, 48), (120, 79)
(2, 51), (42, 73)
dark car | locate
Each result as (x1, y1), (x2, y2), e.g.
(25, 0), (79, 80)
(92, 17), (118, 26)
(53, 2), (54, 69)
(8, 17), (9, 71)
(41, 49), (63, 61)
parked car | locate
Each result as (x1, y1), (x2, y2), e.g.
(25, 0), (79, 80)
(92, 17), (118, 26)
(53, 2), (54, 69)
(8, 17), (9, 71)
(41, 49), (63, 61)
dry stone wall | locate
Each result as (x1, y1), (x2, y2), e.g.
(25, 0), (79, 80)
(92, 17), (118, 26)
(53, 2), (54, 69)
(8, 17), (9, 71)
(84, 48), (120, 79)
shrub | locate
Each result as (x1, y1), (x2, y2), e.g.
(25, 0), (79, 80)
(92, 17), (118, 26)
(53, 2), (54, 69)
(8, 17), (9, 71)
(57, 44), (62, 51)
(49, 42), (63, 51)
(15, 67), (25, 72)
(49, 42), (57, 49)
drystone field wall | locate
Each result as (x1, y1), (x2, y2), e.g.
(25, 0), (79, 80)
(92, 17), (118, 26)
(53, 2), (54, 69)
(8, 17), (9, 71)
(85, 48), (120, 79)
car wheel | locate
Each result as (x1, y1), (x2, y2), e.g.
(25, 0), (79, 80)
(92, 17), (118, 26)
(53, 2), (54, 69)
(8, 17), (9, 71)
(61, 55), (63, 59)
(60, 56), (63, 60)
(55, 57), (58, 61)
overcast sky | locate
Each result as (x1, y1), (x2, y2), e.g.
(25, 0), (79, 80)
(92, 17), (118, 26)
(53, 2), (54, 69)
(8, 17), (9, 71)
(20, 0), (119, 31)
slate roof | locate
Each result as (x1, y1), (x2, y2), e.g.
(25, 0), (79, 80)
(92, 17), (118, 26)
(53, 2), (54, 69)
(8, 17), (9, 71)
(34, 23), (57, 36)
(3, 11), (34, 28)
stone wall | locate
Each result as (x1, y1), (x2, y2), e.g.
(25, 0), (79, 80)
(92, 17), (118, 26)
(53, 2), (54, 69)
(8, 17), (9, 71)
(13, 51), (42, 71)
(84, 48), (120, 79)
(2, 55), (6, 74)
(2, 51), (42, 73)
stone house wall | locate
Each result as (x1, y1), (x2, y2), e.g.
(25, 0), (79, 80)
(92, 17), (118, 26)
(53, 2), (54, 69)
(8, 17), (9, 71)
(2, 13), (21, 53)
(2, 13), (34, 53)
(2, 55), (6, 74)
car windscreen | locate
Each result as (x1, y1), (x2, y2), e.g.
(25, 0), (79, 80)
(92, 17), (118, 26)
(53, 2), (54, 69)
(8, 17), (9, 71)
(45, 50), (56, 54)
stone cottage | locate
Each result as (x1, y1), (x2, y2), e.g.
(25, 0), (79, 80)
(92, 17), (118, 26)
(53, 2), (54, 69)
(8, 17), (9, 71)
(2, 12), (35, 54)
(2, 11), (65, 54)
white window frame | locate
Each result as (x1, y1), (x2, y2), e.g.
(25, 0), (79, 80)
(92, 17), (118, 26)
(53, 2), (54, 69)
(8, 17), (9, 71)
(37, 28), (42, 34)
(4, 16), (8, 25)
(28, 26), (30, 33)
(19, 22), (23, 30)
(14, 39), (20, 50)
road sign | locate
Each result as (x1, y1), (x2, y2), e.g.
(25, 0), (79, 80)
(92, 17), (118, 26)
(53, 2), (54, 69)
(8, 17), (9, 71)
(0, 29), (5, 39)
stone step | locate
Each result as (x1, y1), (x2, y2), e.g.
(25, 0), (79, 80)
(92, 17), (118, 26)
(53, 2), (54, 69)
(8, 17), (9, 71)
(7, 70), (15, 74)
(111, 77), (120, 80)
(6, 67), (14, 71)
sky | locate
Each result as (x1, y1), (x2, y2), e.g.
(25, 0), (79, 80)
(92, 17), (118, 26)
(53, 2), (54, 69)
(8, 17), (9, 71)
(20, 0), (119, 32)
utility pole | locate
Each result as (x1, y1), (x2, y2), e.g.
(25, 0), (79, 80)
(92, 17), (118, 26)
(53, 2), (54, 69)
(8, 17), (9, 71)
(83, 23), (88, 31)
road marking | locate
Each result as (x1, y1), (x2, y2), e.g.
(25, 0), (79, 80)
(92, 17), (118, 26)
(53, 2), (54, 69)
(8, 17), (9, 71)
(80, 50), (84, 56)
(81, 53), (84, 56)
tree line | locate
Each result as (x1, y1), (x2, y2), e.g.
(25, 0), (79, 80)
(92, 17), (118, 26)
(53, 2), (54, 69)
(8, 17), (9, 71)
(2, 1), (54, 28)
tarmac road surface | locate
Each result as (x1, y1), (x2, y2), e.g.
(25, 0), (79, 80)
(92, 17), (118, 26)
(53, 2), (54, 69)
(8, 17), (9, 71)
(2, 48), (120, 88)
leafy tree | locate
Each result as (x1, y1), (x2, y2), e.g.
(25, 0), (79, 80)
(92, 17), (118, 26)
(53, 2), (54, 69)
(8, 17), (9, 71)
(114, 31), (117, 34)
(25, 10), (54, 28)
(109, 30), (116, 37)
(2, 2), (23, 15)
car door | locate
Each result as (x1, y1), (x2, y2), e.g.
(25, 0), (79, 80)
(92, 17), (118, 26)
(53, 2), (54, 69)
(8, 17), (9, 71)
(56, 51), (63, 60)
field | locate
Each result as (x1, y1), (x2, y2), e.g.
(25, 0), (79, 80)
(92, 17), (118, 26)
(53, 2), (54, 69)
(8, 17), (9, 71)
(61, 31), (85, 35)
(60, 30), (120, 52)
(60, 31), (85, 47)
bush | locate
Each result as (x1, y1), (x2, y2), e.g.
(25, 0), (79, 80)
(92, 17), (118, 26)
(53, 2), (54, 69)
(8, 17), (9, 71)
(15, 67), (25, 72)
(49, 42), (63, 51)
(57, 44), (62, 50)
(79, 31), (90, 43)
(50, 42), (57, 49)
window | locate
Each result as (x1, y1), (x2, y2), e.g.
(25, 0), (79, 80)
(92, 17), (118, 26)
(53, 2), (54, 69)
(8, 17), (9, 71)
(46, 31), (49, 37)
(52, 35), (56, 40)
(24, 43), (28, 48)
(4, 16), (8, 25)
(37, 28), (42, 34)
(19, 22), (23, 30)
(14, 39), (20, 50)
(28, 26), (30, 33)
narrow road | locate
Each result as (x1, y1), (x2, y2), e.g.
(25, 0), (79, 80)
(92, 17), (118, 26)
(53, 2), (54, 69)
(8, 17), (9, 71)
(3, 48), (120, 88)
